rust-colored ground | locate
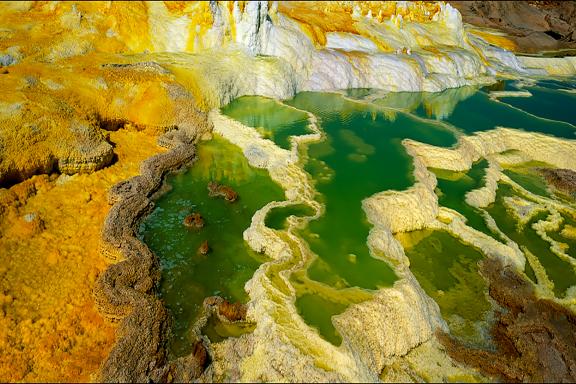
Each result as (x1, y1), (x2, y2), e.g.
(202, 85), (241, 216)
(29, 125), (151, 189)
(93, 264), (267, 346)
(439, 258), (576, 382)
(0, 129), (164, 382)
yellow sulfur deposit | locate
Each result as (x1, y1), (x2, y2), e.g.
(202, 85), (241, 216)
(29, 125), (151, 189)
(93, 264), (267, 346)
(0, 130), (164, 382)
(0, 0), (575, 382)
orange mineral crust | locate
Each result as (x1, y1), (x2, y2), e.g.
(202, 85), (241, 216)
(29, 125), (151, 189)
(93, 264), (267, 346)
(0, 130), (164, 382)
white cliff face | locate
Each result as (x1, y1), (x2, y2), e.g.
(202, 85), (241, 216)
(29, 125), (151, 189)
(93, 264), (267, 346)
(147, 2), (191, 52)
(135, 1), (576, 107)
(325, 32), (380, 53)
(6, 1), (573, 110)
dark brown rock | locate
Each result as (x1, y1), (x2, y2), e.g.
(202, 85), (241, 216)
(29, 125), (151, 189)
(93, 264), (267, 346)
(537, 167), (576, 198)
(439, 257), (576, 382)
(218, 300), (247, 322)
(93, 109), (213, 382)
(202, 296), (248, 323)
(207, 181), (238, 202)
(183, 212), (204, 229)
(449, 1), (576, 53)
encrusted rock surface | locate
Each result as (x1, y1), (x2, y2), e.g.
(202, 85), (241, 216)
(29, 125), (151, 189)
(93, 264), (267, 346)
(450, 1), (576, 53)
(537, 167), (576, 198)
(440, 257), (576, 382)
(94, 112), (211, 382)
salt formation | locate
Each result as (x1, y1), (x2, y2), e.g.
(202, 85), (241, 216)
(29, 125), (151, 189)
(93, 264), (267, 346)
(1, 1), (574, 184)
(1, 1), (576, 383)
(202, 92), (576, 381)
(204, 110), (480, 382)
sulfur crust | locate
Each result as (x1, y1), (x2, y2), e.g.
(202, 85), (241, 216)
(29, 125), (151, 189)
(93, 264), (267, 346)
(1, 1), (576, 382)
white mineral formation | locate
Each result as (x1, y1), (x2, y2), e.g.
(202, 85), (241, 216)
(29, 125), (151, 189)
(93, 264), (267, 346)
(43, 0), (569, 107)
(206, 107), (481, 382)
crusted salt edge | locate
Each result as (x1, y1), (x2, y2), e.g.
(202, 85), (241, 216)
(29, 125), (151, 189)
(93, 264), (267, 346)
(489, 90), (532, 100)
(207, 108), (485, 381)
(208, 108), (576, 381)
(533, 210), (576, 268)
(500, 179), (576, 307)
(404, 127), (576, 173)
(399, 127), (576, 309)
(465, 157), (501, 208)
(518, 56), (576, 76)
(209, 110), (378, 381)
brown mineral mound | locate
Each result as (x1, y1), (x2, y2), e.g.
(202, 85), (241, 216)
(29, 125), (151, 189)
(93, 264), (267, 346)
(450, 1), (576, 53)
(203, 296), (248, 323)
(439, 258), (576, 382)
(183, 212), (205, 229)
(537, 168), (576, 198)
(208, 181), (239, 203)
(198, 240), (210, 255)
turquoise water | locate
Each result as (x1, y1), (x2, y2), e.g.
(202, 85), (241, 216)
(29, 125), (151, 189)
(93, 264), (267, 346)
(533, 78), (576, 91)
(500, 84), (576, 126)
(415, 84), (576, 139)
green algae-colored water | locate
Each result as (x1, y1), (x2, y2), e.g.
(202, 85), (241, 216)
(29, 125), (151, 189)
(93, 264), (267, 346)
(220, 95), (311, 149)
(503, 167), (551, 198)
(142, 78), (576, 352)
(286, 92), (457, 291)
(282, 92), (460, 343)
(400, 230), (492, 346)
(487, 183), (576, 297)
(430, 159), (496, 237)
(140, 135), (284, 357)
(547, 213), (576, 260)
(265, 203), (315, 230)
(295, 294), (349, 345)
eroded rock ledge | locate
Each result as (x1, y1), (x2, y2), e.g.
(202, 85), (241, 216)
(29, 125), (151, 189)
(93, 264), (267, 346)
(93, 120), (211, 382)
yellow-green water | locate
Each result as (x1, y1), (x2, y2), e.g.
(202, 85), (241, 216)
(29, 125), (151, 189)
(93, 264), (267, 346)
(486, 183), (576, 297)
(430, 159), (496, 238)
(220, 95), (311, 149)
(547, 212), (576, 260)
(141, 77), (576, 353)
(140, 135), (284, 357)
(265, 203), (315, 230)
(400, 230), (492, 347)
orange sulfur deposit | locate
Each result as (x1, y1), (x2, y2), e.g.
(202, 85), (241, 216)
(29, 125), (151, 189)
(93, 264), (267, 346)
(0, 129), (164, 382)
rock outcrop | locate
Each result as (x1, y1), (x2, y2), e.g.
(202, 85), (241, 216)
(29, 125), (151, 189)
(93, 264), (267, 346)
(94, 111), (211, 382)
(440, 257), (576, 382)
(450, 1), (576, 53)
(537, 168), (576, 198)
(183, 212), (205, 229)
(207, 181), (238, 202)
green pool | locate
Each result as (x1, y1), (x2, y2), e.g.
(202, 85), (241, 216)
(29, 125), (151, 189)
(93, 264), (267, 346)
(140, 135), (284, 357)
(141, 77), (576, 352)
